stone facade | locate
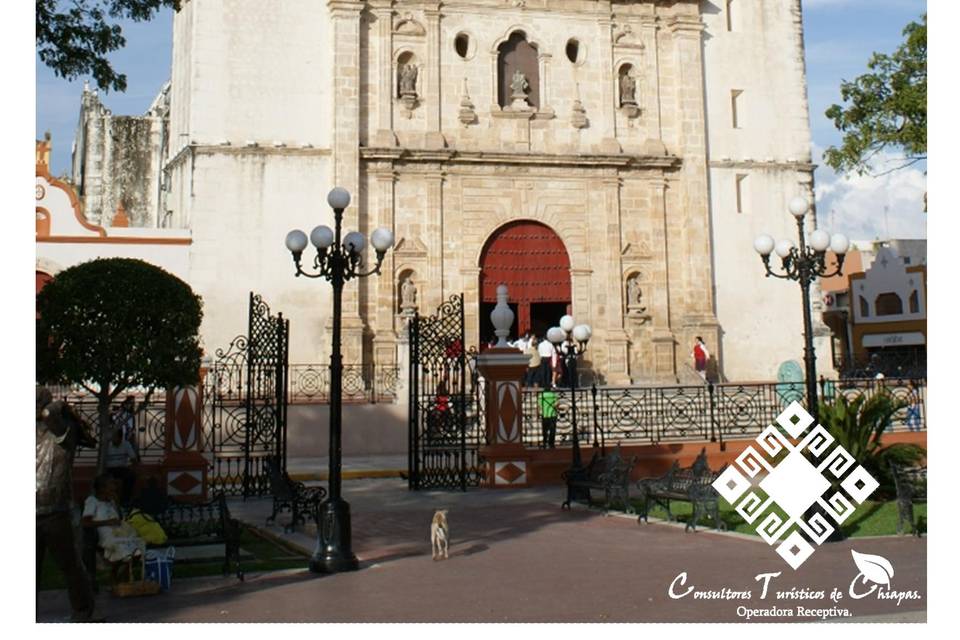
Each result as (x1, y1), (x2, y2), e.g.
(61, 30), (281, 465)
(71, 0), (826, 384)
(72, 83), (169, 228)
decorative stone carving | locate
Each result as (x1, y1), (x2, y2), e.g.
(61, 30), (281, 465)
(458, 78), (477, 125)
(509, 70), (531, 111)
(490, 284), (515, 347)
(398, 63), (419, 116)
(619, 70), (640, 118)
(400, 276), (418, 315)
(571, 83), (588, 129)
(394, 13), (426, 36)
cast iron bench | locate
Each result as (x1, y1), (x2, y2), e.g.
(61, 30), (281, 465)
(561, 444), (637, 514)
(83, 491), (243, 588)
(265, 456), (327, 533)
(636, 448), (727, 532)
(890, 461), (926, 536)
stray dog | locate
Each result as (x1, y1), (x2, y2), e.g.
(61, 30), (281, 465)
(431, 509), (449, 560)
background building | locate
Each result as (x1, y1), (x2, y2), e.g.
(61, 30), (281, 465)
(59, 0), (829, 385)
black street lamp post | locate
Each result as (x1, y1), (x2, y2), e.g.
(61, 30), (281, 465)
(754, 197), (849, 422)
(285, 187), (394, 573)
(548, 316), (591, 505)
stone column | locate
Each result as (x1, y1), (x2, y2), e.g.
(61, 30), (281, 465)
(371, 163), (398, 369)
(371, 1), (396, 147)
(161, 373), (208, 502)
(599, 16), (620, 152)
(328, 0), (365, 363)
(477, 285), (533, 487)
(423, 3), (446, 148)
(425, 169), (445, 311)
(602, 175), (630, 385)
(649, 175), (678, 381)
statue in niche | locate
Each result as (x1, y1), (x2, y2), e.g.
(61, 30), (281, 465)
(510, 70), (529, 99)
(620, 71), (637, 106)
(400, 276), (418, 314)
(399, 63), (418, 98)
(626, 276), (647, 315)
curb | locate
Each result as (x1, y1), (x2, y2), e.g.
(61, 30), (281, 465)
(288, 469), (405, 482)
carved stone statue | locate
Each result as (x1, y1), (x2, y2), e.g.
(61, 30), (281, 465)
(510, 70), (529, 99)
(400, 276), (418, 314)
(399, 63), (418, 97)
(626, 276), (647, 315)
(620, 71), (637, 106)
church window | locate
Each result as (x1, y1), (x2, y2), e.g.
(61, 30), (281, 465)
(735, 174), (747, 213)
(731, 89), (743, 129)
(875, 292), (903, 316)
(859, 295), (869, 318)
(909, 290), (919, 313)
(454, 33), (471, 59)
(566, 38), (584, 65)
(498, 31), (539, 109)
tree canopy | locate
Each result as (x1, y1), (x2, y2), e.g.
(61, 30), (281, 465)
(37, 258), (203, 395)
(36, 0), (181, 93)
(823, 15), (926, 177)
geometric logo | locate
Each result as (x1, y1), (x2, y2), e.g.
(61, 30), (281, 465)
(712, 401), (878, 569)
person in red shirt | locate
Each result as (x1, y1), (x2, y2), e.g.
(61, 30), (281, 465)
(692, 337), (709, 382)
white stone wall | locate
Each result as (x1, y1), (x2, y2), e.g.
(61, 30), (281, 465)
(701, 0), (819, 381)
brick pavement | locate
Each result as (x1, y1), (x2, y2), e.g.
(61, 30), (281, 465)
(37, 478), (927, 623)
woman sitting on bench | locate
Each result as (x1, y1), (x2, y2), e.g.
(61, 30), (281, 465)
(82, 475), (146, 583)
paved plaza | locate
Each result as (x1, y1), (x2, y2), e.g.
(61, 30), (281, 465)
(37, 476), (927, 623)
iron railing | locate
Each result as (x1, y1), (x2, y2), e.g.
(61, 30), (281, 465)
(62, 392), (170, 465)
(521, 377), (926, 450)
(288, 363), (399, 404)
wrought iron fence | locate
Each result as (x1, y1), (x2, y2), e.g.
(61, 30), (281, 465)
(521, 377), (926, 450)
(288, 363), (399, 404)
(62, 393), (170, 465)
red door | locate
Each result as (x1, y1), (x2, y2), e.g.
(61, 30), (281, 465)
(479, 221), (571, 340)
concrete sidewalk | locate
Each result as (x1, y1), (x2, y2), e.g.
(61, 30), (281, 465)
(37, 478), (928, 623)
(286, 455), (407, 481)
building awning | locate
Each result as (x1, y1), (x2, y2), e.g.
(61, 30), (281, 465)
(862, 332), (926, 348)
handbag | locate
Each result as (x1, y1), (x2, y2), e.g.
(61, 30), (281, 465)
(127, 509), (168, 545)
(144, 547), (175, 591)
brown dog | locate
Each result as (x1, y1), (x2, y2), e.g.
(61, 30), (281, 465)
(430, 509), (449, 560)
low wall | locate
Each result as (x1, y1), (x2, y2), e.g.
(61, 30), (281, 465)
(286, 402), (409, 457)
(525, 431), (928, 486)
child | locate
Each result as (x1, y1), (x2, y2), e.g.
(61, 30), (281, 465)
(539, 386), (558, 449)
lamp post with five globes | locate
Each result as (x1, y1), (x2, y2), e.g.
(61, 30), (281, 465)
(753, 197), (849, 422)
(284, 187), (395, 573)
(548, 315), (592, 507)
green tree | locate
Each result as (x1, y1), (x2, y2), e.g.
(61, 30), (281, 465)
(37, 258), (203, 471)
(36, 0), (181, 93)
(823, 15), (926, 177)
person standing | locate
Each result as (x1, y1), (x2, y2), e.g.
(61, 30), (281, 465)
(539, 385), (558, 449)
(537, 336), (555, 391)
(560, 337), (578, 388)
(524, 336), (542, 387)
(692, 336), (709, 382)
(36, 386), (101, 622)
(105, 427), (139, 506)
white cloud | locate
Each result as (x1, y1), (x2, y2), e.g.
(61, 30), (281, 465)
(812, 144), (926, 241)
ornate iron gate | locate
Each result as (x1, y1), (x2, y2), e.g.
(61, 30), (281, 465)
(206, 293), (290, 497)
(408, 294), (484, 490)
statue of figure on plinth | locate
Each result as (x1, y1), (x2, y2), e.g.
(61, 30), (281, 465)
(626, 276), (647, 315)
(620, 72), (637, 106)
(399, 63), (418, 97)
(509, 70), (531, 111)
(400, 276), (418, 315)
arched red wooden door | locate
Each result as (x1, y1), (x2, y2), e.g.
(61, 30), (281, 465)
(36, 271), (53, 295)
(479, 220), (571, 343)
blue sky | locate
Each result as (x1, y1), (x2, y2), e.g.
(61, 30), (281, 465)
(35, 0), (927, 241)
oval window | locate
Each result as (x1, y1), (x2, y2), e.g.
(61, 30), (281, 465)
(566, 38), (581, 64)
(455, 33), (470, 59)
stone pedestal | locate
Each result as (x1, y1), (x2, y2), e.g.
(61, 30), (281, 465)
(161, 382), (209, 502)
(477, 349), (533, 488)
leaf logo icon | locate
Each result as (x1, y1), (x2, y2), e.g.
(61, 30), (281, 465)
(851, 550), (895, 586)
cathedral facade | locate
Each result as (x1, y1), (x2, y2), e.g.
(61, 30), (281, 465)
(68, 0), (832, 384)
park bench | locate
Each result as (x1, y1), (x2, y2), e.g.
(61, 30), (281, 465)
(83, 491), (243, 590)
(636, 448), (727, 532)
(890, 461), (926, 536)
(561, 444), (637, 514)
(265, 456), (327, 533)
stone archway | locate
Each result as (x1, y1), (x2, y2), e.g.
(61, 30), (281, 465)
(478, 220), (571, 344)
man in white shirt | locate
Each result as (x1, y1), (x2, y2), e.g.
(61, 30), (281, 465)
(537, 336), (556, 389)
(105, 428), (139, 506)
